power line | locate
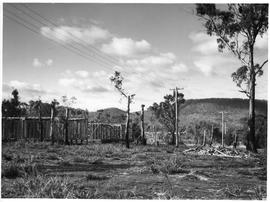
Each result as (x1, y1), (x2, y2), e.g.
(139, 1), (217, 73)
(20, 4), (121, 67)
(5, 5), (115, 71)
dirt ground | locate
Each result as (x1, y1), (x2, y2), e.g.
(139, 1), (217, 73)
(1, 141), (267, 199)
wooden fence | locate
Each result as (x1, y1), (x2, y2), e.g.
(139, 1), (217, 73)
(2, 117), (126, 143)
(88, 123), (126, 141)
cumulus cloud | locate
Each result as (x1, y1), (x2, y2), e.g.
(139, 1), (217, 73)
(255, 33), (268, 49)
(125, 52), (176, 68)
(193, 61), (213, 76)
(32, 58), (43, 67)
(32, 58), (53, 67)
(46, 59), (53, 66)
(81, 86), (109, 93)
(101, 37), (151, 57)
(75, 70), (89, 78)
(58, 70), (111, 94)
(3, 80), (48, 99)
(171, 63), (188, 73)
(189, 32), (220, 55)
(58, 78), (76, 86)
(40, 25), (111, 44)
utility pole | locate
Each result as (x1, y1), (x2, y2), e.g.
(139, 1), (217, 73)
(219, 111), (226, 147)
(170, 86), (183, 147)
(141, 104), (146, 145)
(125, 95), (131, 149)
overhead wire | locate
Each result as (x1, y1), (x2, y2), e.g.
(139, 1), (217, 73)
(5, 5), (115, 71)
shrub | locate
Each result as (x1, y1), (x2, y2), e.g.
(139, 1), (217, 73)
(2, 164), (23, 179)
(86, 174), (108, 181)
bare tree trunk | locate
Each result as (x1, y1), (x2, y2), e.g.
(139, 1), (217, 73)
(125, 96), (130, 148)
(247, 46), (257, 153)
(49, 105), (55, 145)
(38, 104), (43, 142)
(141, 104), (146, 145)
(65, 107), (69, 145)
(210, 124), (214, 146)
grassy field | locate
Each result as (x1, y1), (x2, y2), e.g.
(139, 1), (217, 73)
(1, 140), (267, 199)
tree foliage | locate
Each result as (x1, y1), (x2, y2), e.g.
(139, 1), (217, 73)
(196, 4), (268, 152)
(2, 89), (26, 117)
(149, 92), (185, 144)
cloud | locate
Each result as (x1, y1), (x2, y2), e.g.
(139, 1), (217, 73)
(3, 80), (48, 99)
(46, 59), (53, 66)
(255, 33), (268, 49)
(58, 70), (111, 94)
(93, 70), (107, 78)
(189, 32), (220, 55)
(81, 86), (109, 93)
(75, 70), (89, 78)
(125, 52), (176, 68)
(40, 25), (111, 44)
(32, 58), (53, 67)
(193, 61), (213, 76)
(32, 58), (43, 67)
(58, 78), (76, 86)
(171, 63), (188, 73)
(101, 37), (151, 57)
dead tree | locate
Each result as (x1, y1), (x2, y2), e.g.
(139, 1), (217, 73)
(110, 71), (135, 149)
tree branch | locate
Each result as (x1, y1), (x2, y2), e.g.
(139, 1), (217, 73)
(208, 17), (250, 66)
(255, 59), (268, 75)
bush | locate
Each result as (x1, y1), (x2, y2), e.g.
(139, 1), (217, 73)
(86, 174), (108, 181)
(2, 164), (23, 179)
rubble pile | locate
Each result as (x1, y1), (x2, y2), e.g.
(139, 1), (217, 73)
(183, 145), (253, 158)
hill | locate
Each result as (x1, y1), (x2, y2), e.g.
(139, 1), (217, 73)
(143, 98), (267, 130)
(86, 98), (267, 130)
(87, 107), (127, 123)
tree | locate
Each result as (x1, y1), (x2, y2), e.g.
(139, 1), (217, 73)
(2, 89), (26, 117)
(110, 71), (135, 148)
(196, 4), (268, 152)
(149, 92), (185, 145)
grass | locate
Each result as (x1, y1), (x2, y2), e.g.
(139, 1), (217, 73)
(1, 141), (267, 199)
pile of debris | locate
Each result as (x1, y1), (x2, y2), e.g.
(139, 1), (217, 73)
(183, 145), (253, 158)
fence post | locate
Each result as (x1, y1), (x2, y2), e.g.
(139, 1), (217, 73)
(2, 118), (5, 141)
(49, 104), (55, 145)
(38, 103), (44, 142)
(65, 107), (69, 145)
(21, 117), (25, 140)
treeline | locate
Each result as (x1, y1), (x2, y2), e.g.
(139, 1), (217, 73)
(2, 89), (87, 119)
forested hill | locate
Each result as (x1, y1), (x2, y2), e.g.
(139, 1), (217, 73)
(87, 98), (267, 128)
(144, 98), (267, 129)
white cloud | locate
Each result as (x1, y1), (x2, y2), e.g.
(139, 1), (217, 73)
(171, 63), (188, 73)
(9, 80), (28, 89)
(126, 52), (176, 67)
(58, 70), (111, 94)
(40, 25), (111, 44)
(46, 59), (53, 66)
(58, 78), (76, 86)
(189, 32), (220, 55)
(3, 80), (48, 99)
(255, 33), (268, 49)
(32, 58), (43, 67)
(93, 70), (107, 78)
(33, 58), (53, 67)
(194, 61), (213, 76)
(75, 70), (89, 78)
(101, 37), (151, 57)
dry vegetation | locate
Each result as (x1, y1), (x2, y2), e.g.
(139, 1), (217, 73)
(1, 140), (267, 199)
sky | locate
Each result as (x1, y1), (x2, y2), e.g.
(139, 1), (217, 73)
(2, 3), (268, 112)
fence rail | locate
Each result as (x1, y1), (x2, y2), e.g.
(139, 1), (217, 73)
(2, 117), (126, 143)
